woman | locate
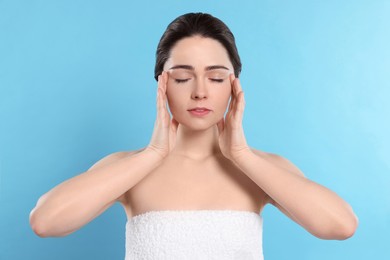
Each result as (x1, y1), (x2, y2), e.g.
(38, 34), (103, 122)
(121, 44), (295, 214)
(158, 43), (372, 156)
(29, 12), (358, 259)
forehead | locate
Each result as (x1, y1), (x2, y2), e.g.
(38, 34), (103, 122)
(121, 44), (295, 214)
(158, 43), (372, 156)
(163, 36), (233, 71)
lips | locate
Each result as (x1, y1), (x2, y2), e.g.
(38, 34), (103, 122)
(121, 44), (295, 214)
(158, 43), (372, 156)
(188, 107), (212, 117)
(188, 107), (211, 111)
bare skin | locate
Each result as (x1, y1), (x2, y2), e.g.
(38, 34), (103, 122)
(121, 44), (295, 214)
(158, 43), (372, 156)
(29, 36), (358, 240)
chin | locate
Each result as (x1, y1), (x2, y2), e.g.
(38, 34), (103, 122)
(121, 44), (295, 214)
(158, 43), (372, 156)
(178, 119), (219, 132)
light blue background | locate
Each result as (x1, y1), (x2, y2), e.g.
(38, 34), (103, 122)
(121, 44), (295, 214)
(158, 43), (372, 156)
(1, 0), (389, 259)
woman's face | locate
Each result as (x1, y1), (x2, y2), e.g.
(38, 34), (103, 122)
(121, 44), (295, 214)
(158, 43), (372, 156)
(163, 35), (234, 131)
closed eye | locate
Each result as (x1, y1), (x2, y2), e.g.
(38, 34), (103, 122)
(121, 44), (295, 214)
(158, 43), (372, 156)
(174, 78), (224, 83)
(210, 79), (224, 83)
(174, 79), (190, 83)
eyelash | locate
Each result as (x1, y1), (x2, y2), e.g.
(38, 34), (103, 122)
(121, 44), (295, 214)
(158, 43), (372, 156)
(175, 79), (190, 83)
(174, 79), (224, 84)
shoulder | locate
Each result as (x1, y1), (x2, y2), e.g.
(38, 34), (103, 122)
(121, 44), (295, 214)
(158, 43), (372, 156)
(249, 147), (306, 206)
(249, 147), (305, 177)
(87, 148), (146, 172)
(86, 148), (146, 204)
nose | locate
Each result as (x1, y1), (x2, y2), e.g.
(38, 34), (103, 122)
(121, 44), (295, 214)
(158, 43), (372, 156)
(191, 79), (208, 100)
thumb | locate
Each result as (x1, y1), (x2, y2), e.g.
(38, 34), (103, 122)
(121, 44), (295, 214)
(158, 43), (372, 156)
(217, 118), (224, 135)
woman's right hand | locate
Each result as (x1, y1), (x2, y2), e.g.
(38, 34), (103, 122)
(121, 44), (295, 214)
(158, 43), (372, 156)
(146, 71), (179, 159)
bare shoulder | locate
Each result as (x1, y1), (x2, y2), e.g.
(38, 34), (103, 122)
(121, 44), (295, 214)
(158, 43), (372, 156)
(85, 147), (146, 205)
(250, 147), (306, 207)
(250, 147), (305, 177)
(87, 148), (146, 172)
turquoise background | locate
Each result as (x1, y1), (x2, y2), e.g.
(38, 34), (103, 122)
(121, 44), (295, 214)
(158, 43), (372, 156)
(1, 0), (389, 259)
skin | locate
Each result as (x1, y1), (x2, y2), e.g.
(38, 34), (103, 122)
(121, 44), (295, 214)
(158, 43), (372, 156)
(29, 35), (358, 240)
(151, 35), (359, 239)
(152, 35), (240, 160)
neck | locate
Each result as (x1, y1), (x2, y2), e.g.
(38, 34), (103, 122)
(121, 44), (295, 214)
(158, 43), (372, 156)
(171, 124), (221, 160)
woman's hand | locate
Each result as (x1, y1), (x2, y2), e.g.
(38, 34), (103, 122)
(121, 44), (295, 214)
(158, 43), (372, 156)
(217, 74), (250, 162)
(147, 71), (179, 159)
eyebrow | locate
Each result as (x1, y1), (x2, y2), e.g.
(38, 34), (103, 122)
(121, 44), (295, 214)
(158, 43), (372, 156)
(168, 65), (229, 71)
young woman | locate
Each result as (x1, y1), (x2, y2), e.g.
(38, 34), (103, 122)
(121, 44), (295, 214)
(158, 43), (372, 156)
(30, 12), (358, 259)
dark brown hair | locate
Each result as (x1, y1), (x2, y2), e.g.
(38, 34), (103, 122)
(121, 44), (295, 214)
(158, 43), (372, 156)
(154, 12), (242, 81)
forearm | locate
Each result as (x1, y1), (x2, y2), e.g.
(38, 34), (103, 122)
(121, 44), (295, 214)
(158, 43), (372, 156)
(233, 150), (358, 239)
(30, 149), (162, 237)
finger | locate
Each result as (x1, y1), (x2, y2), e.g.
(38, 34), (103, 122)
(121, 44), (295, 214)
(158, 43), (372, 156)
(217, 118), (224, 135)
(157, 75), (165, 108)
(157, 88), (165, 117)
(238, 91), (245, 111)
(162, 71), (169, 93)
(158, 73), (164, 91)
(228, 95), (234, 112)
(158, 73), (169, 115)
(234, 78), (244, 111)
(157, 76), (161, 105)
(158, 73), (167, 106)
(157, 75), (161, 102)
(230, 73), (236, 84)
(228, 75), (236, 112)
(235, 91), (245, 121)
(165, 70), (169, 85)
(230, 82), (238, 113)
(235, 77), (243, 94)
(234, 79), (240, 99)
(162, 71), (169, 107)
(163, 89), (168, 106)
(230, 73), (236, 95)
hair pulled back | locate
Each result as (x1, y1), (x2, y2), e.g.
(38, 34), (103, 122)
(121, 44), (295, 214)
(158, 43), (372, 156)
(154, 12), (242, 81)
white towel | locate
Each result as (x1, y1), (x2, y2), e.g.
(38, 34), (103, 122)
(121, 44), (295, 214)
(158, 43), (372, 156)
(125, 210), (263, 260)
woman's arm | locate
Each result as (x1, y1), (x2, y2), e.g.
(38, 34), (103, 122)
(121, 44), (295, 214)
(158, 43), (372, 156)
(30, 71), (178, 238)
(217, 74), (357, 239)
(29, 148), (163, 238)
(233, 148), (358, 240)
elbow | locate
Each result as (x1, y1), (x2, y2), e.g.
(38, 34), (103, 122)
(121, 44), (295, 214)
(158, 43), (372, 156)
(30, 207), (80, 238)
(30, 194), (54, 237)
(31, 223), (50, 238)
(336, 213), (359, 240)
(29, 208), (67, 238)
(29, 208), (50, 238)
(315, 212), (359, 240)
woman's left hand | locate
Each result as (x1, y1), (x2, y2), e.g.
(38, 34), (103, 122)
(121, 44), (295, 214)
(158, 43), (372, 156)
(217, 74), (250, 162)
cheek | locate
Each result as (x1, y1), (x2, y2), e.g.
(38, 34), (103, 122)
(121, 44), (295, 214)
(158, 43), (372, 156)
(212, 85), (232, 109)
(166, 86), (185, 114)
(222, 94), (232, 112)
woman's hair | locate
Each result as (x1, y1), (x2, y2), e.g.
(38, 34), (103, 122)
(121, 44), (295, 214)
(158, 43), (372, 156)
(154, 12), (242, 81)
